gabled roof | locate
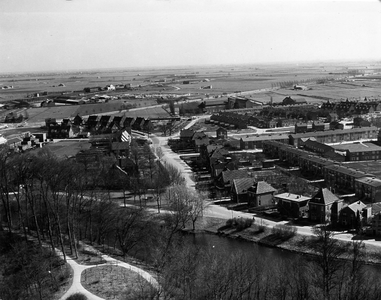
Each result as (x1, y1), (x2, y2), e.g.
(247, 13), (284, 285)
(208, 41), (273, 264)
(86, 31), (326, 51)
(192, 131), (207, 140)
(345, 201), (366, 214)
(7, 137), (23, 144)
(221, 169), (248, 184)
(310, 188), (339, 205)
(368, 202), (381, 215)
(305, 140), (334, 152)
(249, 181), (277, 195)
(232, 177), (256, 194)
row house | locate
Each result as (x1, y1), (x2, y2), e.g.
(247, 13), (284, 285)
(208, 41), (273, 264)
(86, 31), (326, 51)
(355, 177), (381, 202)
(299, 155), (335, 178)
(289, 127), (378, 147)
(304, 140), (335, 156)
(239, 134), (289, 150)
(262, 140), (380, 200)
(210, 112), (249, 129)
(332, 142), (381, 161)
(323, 164), (370, 193)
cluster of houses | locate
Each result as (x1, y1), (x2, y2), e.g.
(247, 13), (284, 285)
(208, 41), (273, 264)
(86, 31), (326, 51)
(191, 134), (378, 230)
(262, 140), (381, 202)
(45, 115), (153, 140)
(6, 132), (46, 152)
(321, 99), (381, 117)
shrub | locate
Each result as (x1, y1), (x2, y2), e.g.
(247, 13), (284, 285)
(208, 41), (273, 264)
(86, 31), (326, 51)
(226, 217), (253, 231)
(66, 293), (87, 300)
(271, 224), (297, 241)
(256, 225), (266, 233)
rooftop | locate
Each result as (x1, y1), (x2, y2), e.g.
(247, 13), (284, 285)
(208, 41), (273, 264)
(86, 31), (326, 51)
(232, 177), (256, 194)
(332, 142), (381, 153)
(355, 176), (381, 188)
(290, 126), (378, 139)
(275, 193), (311, 202)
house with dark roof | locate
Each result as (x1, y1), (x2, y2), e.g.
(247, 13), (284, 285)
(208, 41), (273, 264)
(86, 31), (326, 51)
(275, 192), (311, 219)
(308, 188), (343, 224)
(295, 122), (308, 134)
(122, 117), (135, 129)
(247, 181), (277, 208)
(231, 177), (256, 203)
(132, 117), (146, 131)
(180, 129), (195, 143)
(216, 127), (228, 139)
(217, 169), (249, 190)
(86, 115), (100, 130)
(192, 131), (209, 151)
(282, 96), (307, 106)
(304, 140), (335, 156)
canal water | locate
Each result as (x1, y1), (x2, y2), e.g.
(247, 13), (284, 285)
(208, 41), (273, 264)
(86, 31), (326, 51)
(187, 232), (381, 273)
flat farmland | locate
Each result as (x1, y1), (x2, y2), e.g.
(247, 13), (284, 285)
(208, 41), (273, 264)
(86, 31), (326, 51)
(247, 78), (381, 105)
(0, 63), (346, 101)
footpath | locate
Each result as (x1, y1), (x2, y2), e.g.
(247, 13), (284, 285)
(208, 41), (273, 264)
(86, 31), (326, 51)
(58, 244), (160, 300)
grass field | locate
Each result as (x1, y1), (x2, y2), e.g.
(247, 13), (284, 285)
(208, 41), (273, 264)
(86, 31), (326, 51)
(81, 265), (154, 300)
(41, 140), (91, 158)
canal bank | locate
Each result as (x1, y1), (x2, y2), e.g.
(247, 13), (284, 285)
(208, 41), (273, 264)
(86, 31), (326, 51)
(187, 216), (381, 267)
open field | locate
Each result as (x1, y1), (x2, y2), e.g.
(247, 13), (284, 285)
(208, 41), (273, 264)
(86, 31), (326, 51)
(41, 140), (92, 158)
(81, 265), (152, 300)
(3, 61), (380, 102)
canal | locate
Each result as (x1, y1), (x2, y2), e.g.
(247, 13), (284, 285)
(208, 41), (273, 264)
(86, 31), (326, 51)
(187, 232), (381, 273)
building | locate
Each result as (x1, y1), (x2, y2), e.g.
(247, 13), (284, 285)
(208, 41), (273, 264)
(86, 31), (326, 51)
(275, 193), (311, 219)
(304, 140), (335, 156)
(355, 177), (381, 202)
(238, 134), (289, 150)
(216, 127), (228, 139)
(282, 96), (307, 106)
(332, 142), (381, 161)
(289, 127), (378, 147)
(192, 131), (210, 152)
(231, 177), (256, 203)
(295, 122), (308, 134)
(308, 188), (343, 224)
(339, 201), (366, 228)
(247, 181), (277, 208)
(217, 169), (249, 190)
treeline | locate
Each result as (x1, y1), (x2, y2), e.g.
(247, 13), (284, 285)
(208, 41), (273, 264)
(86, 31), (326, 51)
(271, 77), (336, 89)
(0, 142), (197, 261)
(0, 142), (206, 299)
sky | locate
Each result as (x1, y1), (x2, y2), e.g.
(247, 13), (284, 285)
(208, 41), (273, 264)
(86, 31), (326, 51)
(1, 0), (381, 73)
